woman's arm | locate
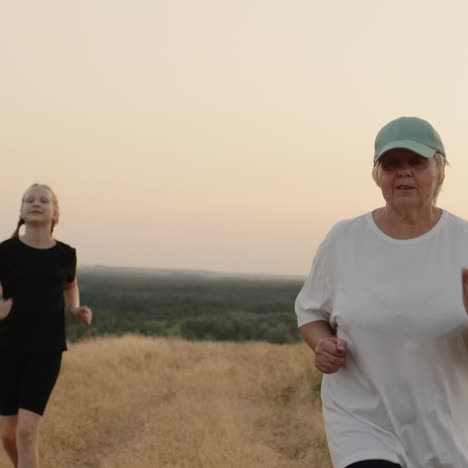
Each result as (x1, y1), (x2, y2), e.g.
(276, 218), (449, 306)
(64, 278), (92, 325)
(299, 320), (347, 374)
(463, 269), (468, 313)
(0, 298), (12, 320)
(299, 320), (335, 350)
(0, 282), (12, 320)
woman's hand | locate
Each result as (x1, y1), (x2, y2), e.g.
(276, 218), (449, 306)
(463, 269), (468, 313)
(314, 337), (347, 374)
(71, 306), (92, 325)
(0, 298), (13, 320)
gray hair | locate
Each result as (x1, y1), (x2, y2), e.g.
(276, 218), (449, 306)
(372, 152), (449, 205)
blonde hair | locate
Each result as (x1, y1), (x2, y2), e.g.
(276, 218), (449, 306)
(12, 184), (60, 238)
(372, 152), (448, 205)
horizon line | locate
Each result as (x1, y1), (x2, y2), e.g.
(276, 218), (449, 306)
(78, 264), (305, 281)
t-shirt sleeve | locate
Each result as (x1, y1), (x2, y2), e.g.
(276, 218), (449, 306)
(295, 237), (334, 328)
(66, 248), (77, 283)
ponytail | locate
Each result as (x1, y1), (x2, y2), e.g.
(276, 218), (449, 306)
(12, 218), (25, 238)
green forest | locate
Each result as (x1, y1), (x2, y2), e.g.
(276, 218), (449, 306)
(67, 267), (305, 344)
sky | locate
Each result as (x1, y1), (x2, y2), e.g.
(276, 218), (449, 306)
(2, 0), (468, 276)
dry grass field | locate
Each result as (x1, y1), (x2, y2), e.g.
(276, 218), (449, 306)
(0, 335), (331, 468)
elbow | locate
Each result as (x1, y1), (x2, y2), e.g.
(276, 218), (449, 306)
(64, 278), (77, 290)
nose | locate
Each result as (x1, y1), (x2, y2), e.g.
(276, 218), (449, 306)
(397, 161), (412, 176)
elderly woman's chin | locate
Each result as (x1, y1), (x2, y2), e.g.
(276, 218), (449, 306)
(392, 192), (419, 204)
(389, 190), (433, 208)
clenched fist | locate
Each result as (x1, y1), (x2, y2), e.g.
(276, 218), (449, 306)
(71, 306), (92, 326)
(0, 299), (13, 320)
(314, 336), (347, 374)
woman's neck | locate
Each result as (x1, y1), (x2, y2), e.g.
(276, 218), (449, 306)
(373, 205), (442, 239)
(20, 226), (55, 248)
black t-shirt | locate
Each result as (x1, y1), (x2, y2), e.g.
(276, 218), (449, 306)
(0, 237), (76, 352)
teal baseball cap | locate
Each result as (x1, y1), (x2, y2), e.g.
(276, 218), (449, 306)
(374, 116), (446, 164)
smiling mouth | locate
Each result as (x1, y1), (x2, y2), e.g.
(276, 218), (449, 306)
(395, 185), (415, 190)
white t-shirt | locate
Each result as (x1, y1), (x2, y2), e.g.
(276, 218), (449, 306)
(295, 210), (468, 468)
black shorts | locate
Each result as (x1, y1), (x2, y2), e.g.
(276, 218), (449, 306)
(0, 351), (62, 416)
(346, 461), (401, 468)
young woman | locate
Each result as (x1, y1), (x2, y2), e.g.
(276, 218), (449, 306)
(0, 184), (92, 468)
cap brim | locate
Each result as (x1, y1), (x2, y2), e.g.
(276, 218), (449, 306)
(374, 139), (437, 162)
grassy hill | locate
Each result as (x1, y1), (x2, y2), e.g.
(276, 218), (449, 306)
(0, 335), (331, 468)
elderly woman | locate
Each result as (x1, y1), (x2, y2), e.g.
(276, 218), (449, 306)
(295, 116), (468, 468)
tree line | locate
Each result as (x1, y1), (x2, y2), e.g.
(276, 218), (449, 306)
(67, 267), (304, 344)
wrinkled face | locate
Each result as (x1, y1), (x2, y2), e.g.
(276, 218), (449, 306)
(21, 186), (58, 227)
(375, 149), (443, 210)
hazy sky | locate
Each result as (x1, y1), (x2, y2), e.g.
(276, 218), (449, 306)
(2, 0), (468, 276)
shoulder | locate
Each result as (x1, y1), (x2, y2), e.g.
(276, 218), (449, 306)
(0, 237), (19, 253)
(441, 210), (468, 235)
(313, 213), (369, 266)
(0, 238), (18, 247)
(322, 213), (370, 246)
(54, 240), (76, 257)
